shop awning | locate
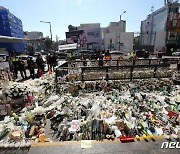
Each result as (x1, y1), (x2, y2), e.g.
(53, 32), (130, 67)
(0, 35), (29, 43)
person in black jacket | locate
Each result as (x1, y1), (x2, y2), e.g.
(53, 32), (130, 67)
(46, 54), (51, 70)
(18, 57), (27, 79)
(27, 56), (35, 79)
(36, 53), (45, 74)
(49, 54), (53, 70)
(12, 56), (19, 79)
(52, 53), (57, 70)
(144, 50), (149, 59)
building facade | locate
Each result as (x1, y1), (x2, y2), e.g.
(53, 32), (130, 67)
(140, 2), (180, 53)
(66, 23), (102, 50)
(0, 6), (25, 53)
(66, 22), (133, 54)
(24, 31), (44, 54)
(25, 31), (43, 40)
(102, 20), (133, 55)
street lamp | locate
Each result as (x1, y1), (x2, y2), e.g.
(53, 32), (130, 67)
(119, 11), (126, 51)
(40, 21), (52, 42)
(120, 11), (126, 21)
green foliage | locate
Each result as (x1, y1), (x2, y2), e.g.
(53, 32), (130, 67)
(44, 37), (52, 51)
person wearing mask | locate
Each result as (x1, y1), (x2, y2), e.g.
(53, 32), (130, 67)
(18, 57), (27, 79)
(27, 57), (35, 79)
(36, 53), (45, 74)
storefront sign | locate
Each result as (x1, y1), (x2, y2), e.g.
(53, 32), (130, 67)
(58, 43), (77, 51)
(167, 13), (180, 29)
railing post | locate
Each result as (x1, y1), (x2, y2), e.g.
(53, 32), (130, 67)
(117, 60), (119, 66)
(133, 59), (135, 65)
(149, 59), (151, 65)
(130, 66), (133, 81)
(55, 68), (58, 94)
(106, 67), (109, 81)
(154, 66), (157, 78)
(81, 67), (84, 82)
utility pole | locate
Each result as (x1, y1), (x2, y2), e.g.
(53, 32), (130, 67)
(119, 11), (126, 51)
(40, 21), (52, 42)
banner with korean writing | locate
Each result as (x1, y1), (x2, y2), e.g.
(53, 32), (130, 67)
(84, 28), (102, 49)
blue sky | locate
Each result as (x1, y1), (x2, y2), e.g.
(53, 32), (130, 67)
(0, 0), (164, 40)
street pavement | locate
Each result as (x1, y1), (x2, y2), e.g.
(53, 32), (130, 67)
(0, 118), (179, 154)
(0, 138), (180, 154)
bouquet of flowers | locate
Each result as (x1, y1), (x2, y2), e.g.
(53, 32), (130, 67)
(6, 83), (29, 100)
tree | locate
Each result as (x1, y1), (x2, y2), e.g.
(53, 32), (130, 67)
(68, 25), (78, 32)
(44, 37), (52, 52)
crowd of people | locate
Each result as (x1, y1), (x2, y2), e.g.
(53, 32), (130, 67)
(4, 49), (152, 80)
(5, 53), (58, 81)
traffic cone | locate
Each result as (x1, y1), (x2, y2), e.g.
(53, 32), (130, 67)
(49, 68), (52, 75)
(39, 69), (43, 77)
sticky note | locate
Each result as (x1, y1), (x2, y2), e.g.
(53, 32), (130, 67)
(81, 140), (92, 149)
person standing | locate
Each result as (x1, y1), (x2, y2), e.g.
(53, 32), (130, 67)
(49, 54), (54, 70)
(105, 50), (111, 60)
(46, 54), (51, 70)
(27, 57), (35, 79)
(133, 52), (138, 60)
(7, 57), (14, 80)
(36, 53), (45, 74)
(12, 56), (19, 79)
(81, 54), (87, 66)
(144, 50), (149, 59)
(52, 53), (57, 70)
(7, 57), (14, 74)
(158, 51), (162, 58)
(98, 52), (104, 66)
(67, 52), (72, 61)
(18, 57), (27, 79)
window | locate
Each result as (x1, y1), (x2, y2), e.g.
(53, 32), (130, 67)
(168, 32), (177, 40)
(172, 19), (178, 27)
(169, 7), (178, 13)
